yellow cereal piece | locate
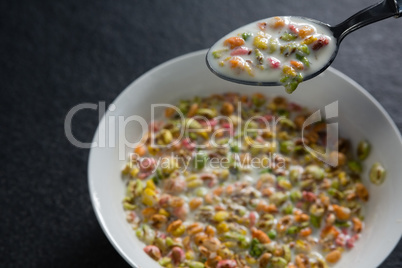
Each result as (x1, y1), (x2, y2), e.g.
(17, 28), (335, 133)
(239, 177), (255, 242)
(186, 174), (198, 182)
(146, 179), (156, 190)
(129, 167), (139, 177)
(158, 208), (170, 217)
(122, 163), (131, 175)
(245, 255), (257, 264)
(185, 250), (195, 260)
(142, 188), (158, 206)
(283, 66), (297, 77)
(223, 241), (237, 248)
(302, 36), (318, 45)
(148, 145), (159, 155)
(213, 211), (229, 222)
(161, 157), (178, 174)
(172, 224), (186, 237)
(187, 179), (203, 188)
(253, 35), (269, 50)
(278, 180), (292, 190)
(217, 222), (229, 233)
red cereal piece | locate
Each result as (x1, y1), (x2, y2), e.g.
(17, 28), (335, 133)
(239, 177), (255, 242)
(258, 22), (267, 30)
(335, 234), (346, 247)
(346, 236), (356, 249)
(249, 211), (258, 227)
(268, 57), (281, 69)
(289, 102), (302, 111)
(302, 191), (317, 202)
(289, 24), (299, 34)
(312, 36), (329, 50)
(230, 46), (252, 56)
(182, 138), (195, 150)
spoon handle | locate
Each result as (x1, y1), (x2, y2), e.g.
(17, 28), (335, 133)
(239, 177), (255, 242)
(397, 0), (402, 15)
(331, 0), (401, 42)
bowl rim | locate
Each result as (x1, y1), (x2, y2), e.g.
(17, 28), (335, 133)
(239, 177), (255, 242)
(88, 49), (402, 268)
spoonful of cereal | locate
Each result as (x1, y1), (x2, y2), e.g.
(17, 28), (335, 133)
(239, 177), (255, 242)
(206, 0), (401, 93)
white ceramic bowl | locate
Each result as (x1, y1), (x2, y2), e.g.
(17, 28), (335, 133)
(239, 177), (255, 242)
(88, 49), (402, 268)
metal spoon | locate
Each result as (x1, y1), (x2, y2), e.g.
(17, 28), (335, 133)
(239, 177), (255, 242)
(206, 0), (401, 87)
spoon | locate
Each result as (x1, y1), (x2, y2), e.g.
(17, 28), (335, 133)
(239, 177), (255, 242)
(206, 0), (401, 89)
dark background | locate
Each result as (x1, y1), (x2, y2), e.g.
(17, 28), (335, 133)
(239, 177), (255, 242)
(1, 0), (402, 267)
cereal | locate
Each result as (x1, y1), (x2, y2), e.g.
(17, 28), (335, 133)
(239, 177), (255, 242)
(122, 93), (372, 267)
(208, 17), (336, 93)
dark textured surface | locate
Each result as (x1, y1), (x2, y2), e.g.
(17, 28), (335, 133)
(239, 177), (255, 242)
(1, 0), (402, 267)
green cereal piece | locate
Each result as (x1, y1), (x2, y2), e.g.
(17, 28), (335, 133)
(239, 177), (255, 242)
(289, 169), (301, 183)
(305, 165), (325, 180)
(242, 32), (252, 41)
(280, 42), (298, 56)
(196, 108), (217, 119)
(331, 179), (340, 189)
(159, 257), (172, 267)
(123, 202), (136, 211)
(212, 50), (222, 59)
(348, 160), (362, 174)
(297, 44), (310, 55)
(184, 118), (203, 129)
(286, 226), (299, 235)
(268, 229), (277, 240)
(357, 140), (371, 160)
(280, 75), (290, 84)
(296, 53), (310, 68)
(285, 80), (299, 94)
(178, 100), (190, 114)
(193, 152), (208, 170)
(282, 203), (294, 214)
(268, 38), (279, 53)
(271, 257), (288, 267)
(135, 228), (144, 240)
(254, 48), (264, 65)
(280, 32), (298, 41)
(283, 245), (291, 262)
(259, 168), (273, 174)
(290, 190), (302, 202)
(230, 142), (240, 153)
(278, 118), (296, 129)
(269, 192), (288, 206)
(327, 188), (344, 200)
(310, 214), (322, 228)
(211, 49), (229, 59)
(249, 238), (263, 258)
(335, 220), (351, 228)
(189, 261), (205, 268)
(280, 140), (294, 154)
(370, 162), (386, 185)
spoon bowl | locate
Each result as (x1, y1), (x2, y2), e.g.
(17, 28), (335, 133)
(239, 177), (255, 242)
(206, 0), (401, 89)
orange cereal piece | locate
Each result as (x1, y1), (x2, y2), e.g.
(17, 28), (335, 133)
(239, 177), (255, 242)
(223, 36), (245, 49)
(299, 227), (312, 237)
(320, 225), (340, 239)
(299, 25), (315, 38)
(333, 204), (351, 221)
(326, 249), (341, 263)
(189, 197), (203, 210)
(251, 228), (271, 244)
(229, 56), (244, 69)
(290, 60), (304, 70)
(134, 145), (146, 157)
(213, 187), (223, 196)
(352, 217), (363, 233)
(270, 17), (286, 28)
